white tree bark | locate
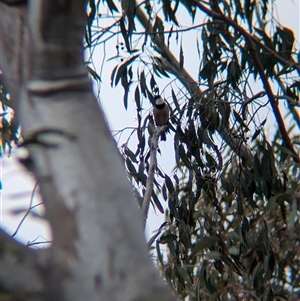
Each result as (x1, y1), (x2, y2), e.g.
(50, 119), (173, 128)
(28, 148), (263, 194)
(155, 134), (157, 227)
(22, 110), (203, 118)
(0, 1), (176, 300)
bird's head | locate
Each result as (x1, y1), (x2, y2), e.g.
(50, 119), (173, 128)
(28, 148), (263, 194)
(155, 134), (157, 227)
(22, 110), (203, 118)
(154, 95), (165, 106)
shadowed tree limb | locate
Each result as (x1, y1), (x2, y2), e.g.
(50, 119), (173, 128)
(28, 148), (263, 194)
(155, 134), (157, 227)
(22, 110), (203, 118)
(0, 229), (43, 294)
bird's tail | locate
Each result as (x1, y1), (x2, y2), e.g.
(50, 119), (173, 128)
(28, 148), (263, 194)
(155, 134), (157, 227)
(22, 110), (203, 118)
(160, 132), (166, 141)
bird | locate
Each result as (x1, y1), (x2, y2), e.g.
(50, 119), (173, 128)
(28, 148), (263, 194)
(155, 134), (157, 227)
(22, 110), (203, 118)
(153, 95), (169, 141)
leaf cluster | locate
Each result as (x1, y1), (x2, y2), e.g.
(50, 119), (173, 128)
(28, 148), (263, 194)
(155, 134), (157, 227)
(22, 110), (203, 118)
(0, 74), (19, 156)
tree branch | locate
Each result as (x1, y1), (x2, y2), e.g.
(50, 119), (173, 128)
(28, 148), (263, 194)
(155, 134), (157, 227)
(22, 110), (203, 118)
(141, 124), (167, 229)
(11, 182), (39, 238)
(0, 229), (43, 294)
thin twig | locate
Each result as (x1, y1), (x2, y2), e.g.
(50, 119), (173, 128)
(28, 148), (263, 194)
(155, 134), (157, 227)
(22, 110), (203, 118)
(241, 91), (266, 120)
(27, 237), (52, 247)
(12, 182), (41, 237)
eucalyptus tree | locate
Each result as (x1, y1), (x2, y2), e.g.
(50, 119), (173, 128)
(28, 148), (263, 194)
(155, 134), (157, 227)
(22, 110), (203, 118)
(0, 0), (299, 301)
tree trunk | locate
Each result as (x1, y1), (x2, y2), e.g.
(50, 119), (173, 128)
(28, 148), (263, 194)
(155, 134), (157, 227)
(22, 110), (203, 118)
(0, 1), (176, 301)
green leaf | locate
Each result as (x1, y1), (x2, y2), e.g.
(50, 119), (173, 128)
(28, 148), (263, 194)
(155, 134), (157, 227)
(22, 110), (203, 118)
(103, 0), (119, 14)
(153, 16), (165, 45)
(139, 70), (147, 97)
(86, 0), (96, 46)
(125, 157), (136, 174)
(268, 249), (275, 276)
(153, 62), (170, 78)
(180, 0), (196, 21)
(178, 220), (192, 249)
(193, 236), (218, 254)
(227, 60), (241, 88)
(147, 222), (167, 247)
(121, 71), (129, 110)
(276, 26), (294, 59)
(165, 174), (175, 194)
(205, 275), (217, 294)
(150, 74), (158, 93)
(199, 60), (217, 83)
(152, 192), (164, 214)
(252, 128), (261, 141)
(179, 43), (184, 69)
(119, 18), (130, 52)
(221, 177), (234, 195)
(114, 54), (139, 86)
(171, 89), (180, 114)
(134, 86), (141, 112)
(156, 241), (164, 265)
(110, 64), (119, 87)
(252, 263), (264, 295)
(217, 100), (231, 131)
(167, 240), (176, 256)
(147, 231), (160, 248)
(241, 216), (249, 241)
(124, 146), (138, 163)
(167, 25), (173, 48)
(162, 184), (167, 201)
(86, 66), (101, 82)
(228, 246), (239, 256)
(205, 251), (221, 260)
(205, 153), (216, 169)
(159, 234), (177, 244)
(288, 200), (297, 229)
(162, 0), (178, 25)
(176, 267), (192, 287)
(245, 0), (254, 32)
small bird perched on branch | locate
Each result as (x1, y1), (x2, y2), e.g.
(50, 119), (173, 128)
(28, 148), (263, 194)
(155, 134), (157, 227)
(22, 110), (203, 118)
(153, 95), (169, 141)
